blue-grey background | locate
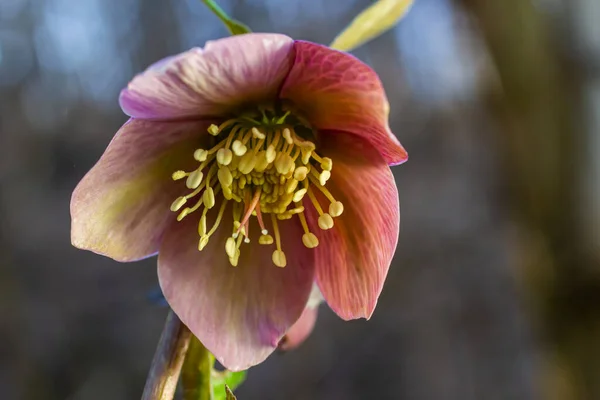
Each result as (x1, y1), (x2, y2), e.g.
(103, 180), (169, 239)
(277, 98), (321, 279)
(1, 0), (599, 399)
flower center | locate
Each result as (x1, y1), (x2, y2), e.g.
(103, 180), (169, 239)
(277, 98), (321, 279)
(169, 109), (344, 268)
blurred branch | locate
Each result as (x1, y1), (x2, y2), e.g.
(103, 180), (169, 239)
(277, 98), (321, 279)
(458, 0), (599, 399)
(142, 310), (192, 400)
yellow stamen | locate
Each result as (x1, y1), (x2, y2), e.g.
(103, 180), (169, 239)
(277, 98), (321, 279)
(194, 149), (208, 162)
(318, 213), (334, 230)
(302, 232), (319, 248)
(169, 114), (341, 267)
(259, 234), (274, 245)
(186, 169), (204, 189)
(329, 201), (344, 217)
(251, 127), (266, 140)
(306, 186), (324, 215)
(217, 167), (233, 187)
(225, 237), (237, 258)
(203, 187), (215, 208)
(171, 196), (186, 211)
(293, 166), (308, 181)
(270, 213), (286, 267)
(292, 188), (307, 202)
(272, 250), (286, 268)
(216, 148), (233, 165)
(172, 170), (187, 180)
(207, 124), (220, 136)
(232, 140), (247, 156)
(204, 200), (228, 238)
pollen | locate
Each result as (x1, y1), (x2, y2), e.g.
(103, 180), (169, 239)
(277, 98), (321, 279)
(169, 109), (344, 267)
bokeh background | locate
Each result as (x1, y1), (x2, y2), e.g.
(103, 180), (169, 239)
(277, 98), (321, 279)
(1, 0), (599, 399)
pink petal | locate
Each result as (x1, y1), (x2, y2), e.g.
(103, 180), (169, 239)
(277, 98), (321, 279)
(280, 41), (408, 166)
(278, 305), (318, 352)
(120, 33), (295, 120)
(157, 211), (315, 371)
(305, 132), (400, 320)
(71, 119), (212, 262)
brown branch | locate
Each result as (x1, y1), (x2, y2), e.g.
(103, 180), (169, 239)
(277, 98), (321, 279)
(142, 309), (192, 400)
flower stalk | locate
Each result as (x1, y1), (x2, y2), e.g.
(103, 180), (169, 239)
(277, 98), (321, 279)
(182, 335), (215, 400)
(142, 309), (192, 400)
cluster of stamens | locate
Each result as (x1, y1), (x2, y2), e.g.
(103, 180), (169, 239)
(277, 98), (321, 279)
(169, 109), (343, 267)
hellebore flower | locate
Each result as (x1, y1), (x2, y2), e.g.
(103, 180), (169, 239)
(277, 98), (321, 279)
(71, 33), (407, 371)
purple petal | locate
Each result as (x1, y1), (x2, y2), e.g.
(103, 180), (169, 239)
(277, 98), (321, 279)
(71, 119), (212, 261)
(120, 34), (295, 120)
(305, 131), (399, 320)
(280, 41), (408, 166)
(158, 211), (315, 371)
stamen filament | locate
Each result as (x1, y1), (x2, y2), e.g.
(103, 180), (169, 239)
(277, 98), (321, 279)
(205, 199), (228, 238)
(306, 186), (324, 215)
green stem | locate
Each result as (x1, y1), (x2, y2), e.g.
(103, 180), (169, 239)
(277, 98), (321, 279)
(199, 0), (251, 35)
(182, 335), (215, 400)
(142, 309), (192, 400)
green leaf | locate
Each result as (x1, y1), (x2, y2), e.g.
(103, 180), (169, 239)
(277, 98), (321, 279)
(330, 0), (413, 52)
(225, 385), (237, 400)
(200, 0), (251, 35)
(213, 370), (247, 400)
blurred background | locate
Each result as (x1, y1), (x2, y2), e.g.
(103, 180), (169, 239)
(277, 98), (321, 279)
(1, 0), (599, 399)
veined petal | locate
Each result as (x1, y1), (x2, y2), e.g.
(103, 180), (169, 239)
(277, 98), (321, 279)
(278, 283), (323, 351)
(120, 33), (295, 120)
(158, 212), (315, 371)
(71, 119), (211, 262)
(280, 41), (407, 166)
(306, 131), (399, 320)
(278, 305), (318, 352)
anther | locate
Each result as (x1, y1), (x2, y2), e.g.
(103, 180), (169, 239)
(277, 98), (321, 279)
(194, 149), (208, 162)
(186, 169), (204, 189)
(208, 124), (220, 136)
(225, 237), (237, 258)
(216, 148), (233, 165)
(285, 179), (299, 194)
(203, 187), (215, 208)
(229, 250), (240, 267)
(244, 237), (250, 244)
(254, 151), (269, 172)
(302, 152), (312, 165)
(232, 140), (247, 156)
(292, 188), (307, 202)
(265, 145), (277, 164)
(172, 171), (187, 180)
(217, 167), (233, 187)
(177, 208), (191, 221)
(302, 233), (319, 248)
(318, 213), (334, 230)
(238, 152), (257, 175)
(251, 127), (266, 140)
(320, 157), (333, 171)
(198, 236), (209, 251)
(199, 214), (207, 236)
(319, 170), (331, 186)
(329, 201), (344, 217)
(272, 250), (287, 268)
(261, 229), (269, 235)
(170, 196), (187, 212)
(293, 166), (309, 181)
(259, 234), (274, 245)
(282, 128), (293, 144)
(275, 153), (294, 175)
